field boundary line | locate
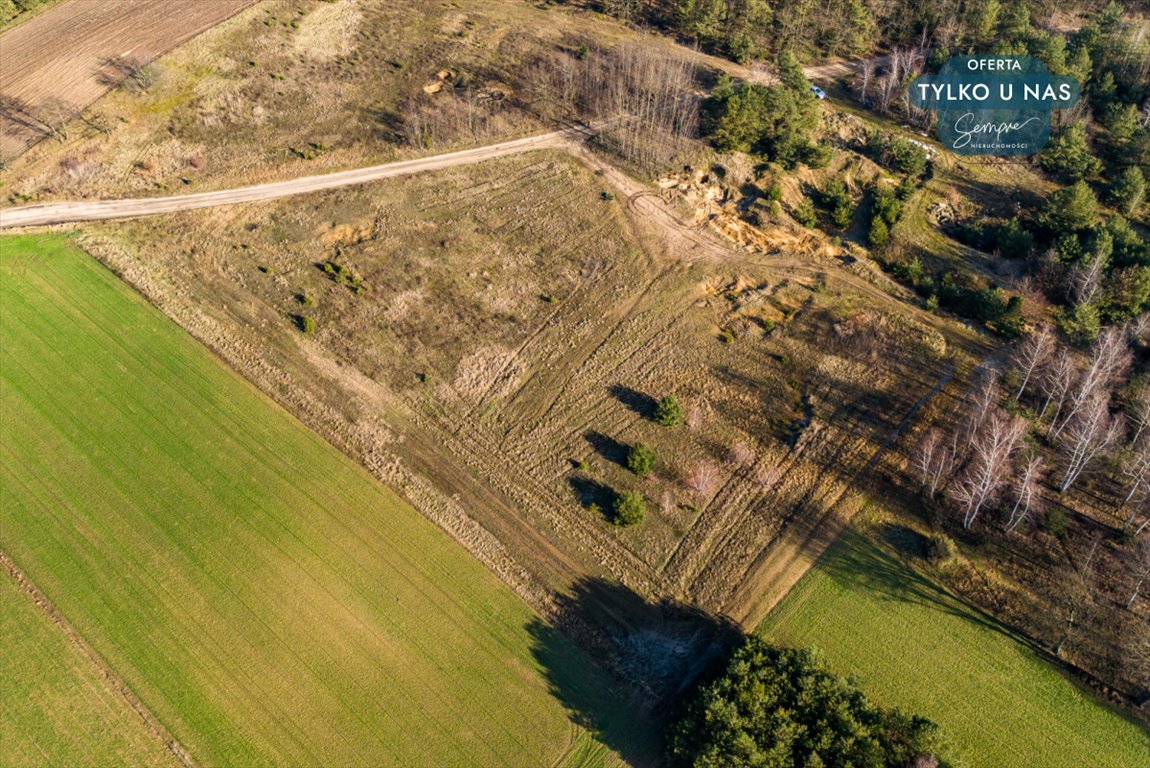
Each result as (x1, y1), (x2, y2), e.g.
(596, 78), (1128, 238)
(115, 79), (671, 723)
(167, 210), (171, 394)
(0, 550), (197, 768)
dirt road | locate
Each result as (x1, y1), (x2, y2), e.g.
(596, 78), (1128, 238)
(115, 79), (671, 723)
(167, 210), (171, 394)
(0, 0), (257, 159)
(0, 128), (588, 227)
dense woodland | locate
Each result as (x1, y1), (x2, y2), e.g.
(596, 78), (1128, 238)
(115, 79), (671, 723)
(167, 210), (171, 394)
(670, 639), (945, 768)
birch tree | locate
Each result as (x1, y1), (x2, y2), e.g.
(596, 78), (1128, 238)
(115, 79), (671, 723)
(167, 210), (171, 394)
(1051, 329), (1131, 440)
(1039, 350), (1075, 422)
(1005, 455), (1045, 532)
(1126, 537), (1150, 609)
(1011, 326), (1054, 400)
(914, 427), (957, 497)
(1120, 435), (1150, 508)
(960, 371), (1001, 449)
(1058, 394), (1124, 492)
(951, 410), (1027, 529)
(1127, 384), (1150, 444)
(1054, 554), (1094, 658)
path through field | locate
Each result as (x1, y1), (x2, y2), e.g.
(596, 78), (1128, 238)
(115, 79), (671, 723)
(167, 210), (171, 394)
(0, 0), (257, 159)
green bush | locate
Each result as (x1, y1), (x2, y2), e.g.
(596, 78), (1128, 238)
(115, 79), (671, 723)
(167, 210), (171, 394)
(870, 184), (903, 227)
(803, 141), (834, 169)
(793, 197), (817, 227)
(1042, 508), (1069, 538)
(612, 491), (645, 526)
(655, 395), (685, 427)
(702, 71), (819, 167)
(925, 533), (958, 566)
(866, 132), (930, 178)
(868, 216), (890, 248)
(821, 177), (854, 229)
(294, 314), (315, 334)
(626, 443), (656, 476)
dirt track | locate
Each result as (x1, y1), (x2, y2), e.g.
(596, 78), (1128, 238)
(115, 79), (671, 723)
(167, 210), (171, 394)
(0, 127), (584, 227)
(0, 0), (256, 159)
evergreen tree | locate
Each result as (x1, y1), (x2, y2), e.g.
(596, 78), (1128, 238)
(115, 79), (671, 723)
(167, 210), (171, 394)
(1041, 124), (1103, 182)
(1110, 167), (1146, 216)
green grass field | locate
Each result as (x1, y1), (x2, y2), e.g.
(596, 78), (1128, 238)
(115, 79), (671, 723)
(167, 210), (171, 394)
(0, 571), (181, 768)
(0, 234), (626, 767)
(759, 529), (1150, 768)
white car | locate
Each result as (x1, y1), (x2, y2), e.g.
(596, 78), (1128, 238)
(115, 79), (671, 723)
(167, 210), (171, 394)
(810, 85), (827, 100)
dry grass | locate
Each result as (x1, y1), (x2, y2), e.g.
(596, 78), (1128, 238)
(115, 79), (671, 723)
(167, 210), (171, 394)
(80, 147), (978, 636)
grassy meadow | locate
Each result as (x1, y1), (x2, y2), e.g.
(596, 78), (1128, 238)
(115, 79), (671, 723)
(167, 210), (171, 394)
(758, 529), (1150, 768)
(0, 571), (181, 768)
(0, 234), (627, 767)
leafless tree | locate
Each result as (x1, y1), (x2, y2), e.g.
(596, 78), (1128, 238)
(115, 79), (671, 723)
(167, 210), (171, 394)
(98, 56), (156, 92)
(0, 95), (69, 144)
(686, 398), (711, 431)
(1006, 454), (1045, 533)
(582, 41), (700, 171)
(914, 427), (955, 497)
(1011, 326), (1054, 400)
(1125, 494), (1150, 539)
(959, 371), (1001, 449)
(1058, 395), (1125, 492)
(1120, 435), (1150, 508)
(1126, 537), (1150, 609)
(1127, 384), (1150, 444)
(747, 61), (778, 86)
(1054, 552), (1095, 658)
(1123, 619), (1150, 696)
(856, 60), (875, 106)
(727, 442), (755, 473)
(684, 460), (720, 501)
(1051, 330), (1131, 440)
(1071, 253), (1107, 307)
(951, 410), (1027, 529)
(754, 463), (782, 491)
(1039, 348), (1075, 422)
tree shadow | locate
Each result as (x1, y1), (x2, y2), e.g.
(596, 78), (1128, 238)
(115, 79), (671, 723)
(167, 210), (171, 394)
(528, 576), (742, 766)
(608, 384), (659, 421)
(585, 429), (629, 468)
(364, 107), (405, 144)
(567, 475), (616, 520)
(880, 523), (931, 559)
(822, 530), (1021, 643)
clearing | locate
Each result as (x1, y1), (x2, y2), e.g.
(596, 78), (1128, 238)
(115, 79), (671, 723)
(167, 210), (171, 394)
(758, 528), (1150, 768)
(0, 233), (635, 767)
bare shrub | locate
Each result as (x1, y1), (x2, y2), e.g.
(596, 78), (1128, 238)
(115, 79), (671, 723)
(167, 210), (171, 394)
(754, 463), (782, 491)
(684, 461), (720, 500)
(101, 56), (157, 93)
(727, 442), (755, 471)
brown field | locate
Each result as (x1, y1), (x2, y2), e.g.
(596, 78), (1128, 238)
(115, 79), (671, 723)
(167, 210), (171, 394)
(74, 144), (987, 698)
(0, 0), (256, 159)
